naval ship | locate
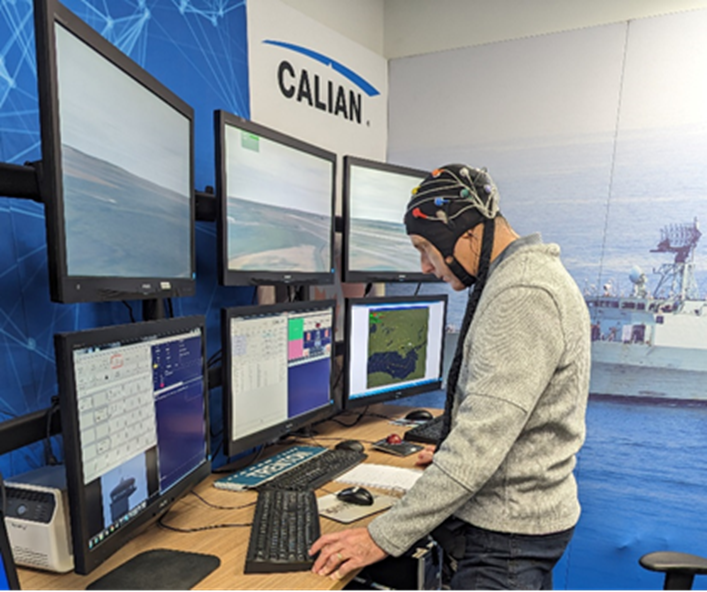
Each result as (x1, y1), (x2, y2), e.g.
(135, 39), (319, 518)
(586, 218), (707, 403)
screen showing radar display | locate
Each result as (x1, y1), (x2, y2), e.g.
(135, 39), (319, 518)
(347, 162), (426, 274)
(347, 298), (446, 404)
(223, 121), (334, 275)
(55, 23), (192, 279)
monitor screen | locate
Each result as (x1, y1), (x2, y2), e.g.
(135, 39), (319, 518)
(34, 0), (195, 303)
(343, 156), (436, 283)
(345, 295), (447, 409)
(216, 110), (336, 286)
(54, 316), (210, 574)
(222, 300), (336, 457)
(0, 510), (20, 590)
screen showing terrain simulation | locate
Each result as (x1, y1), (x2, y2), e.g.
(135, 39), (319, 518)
(223, 122), (334, 274)
(348, 163), (425, 273)
(56, 23), (192, 279)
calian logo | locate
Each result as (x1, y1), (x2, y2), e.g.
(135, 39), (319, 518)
(264, 40), (380, 125)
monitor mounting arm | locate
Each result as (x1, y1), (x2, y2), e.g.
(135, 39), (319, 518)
(0, 160), (44, 203)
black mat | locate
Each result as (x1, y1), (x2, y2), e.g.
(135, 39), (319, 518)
(87, 549), (220, 590)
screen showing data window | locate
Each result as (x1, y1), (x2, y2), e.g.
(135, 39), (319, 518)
(223, 301), (336, 456)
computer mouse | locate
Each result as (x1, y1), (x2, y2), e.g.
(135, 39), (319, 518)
(405, 409), (434, 422)
(335, 439), (365, 453)
(336, 486), (374, 506)
(386, 433), (403, 444)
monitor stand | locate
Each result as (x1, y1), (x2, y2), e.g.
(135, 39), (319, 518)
(86, 549), (220, 590)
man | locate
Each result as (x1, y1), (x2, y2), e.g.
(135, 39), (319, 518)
(310, 164), (590, 589)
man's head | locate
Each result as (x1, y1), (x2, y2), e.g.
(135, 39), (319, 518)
(404, 164), (501, 288)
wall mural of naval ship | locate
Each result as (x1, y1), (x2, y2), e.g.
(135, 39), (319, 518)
(587, 218), (707, 402)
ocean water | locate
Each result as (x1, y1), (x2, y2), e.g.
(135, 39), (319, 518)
(394, 393), (707, 590)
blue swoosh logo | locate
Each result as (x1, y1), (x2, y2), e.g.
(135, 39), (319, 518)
(263, 40), (380, 97)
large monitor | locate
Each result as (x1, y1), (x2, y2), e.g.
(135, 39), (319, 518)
(342, 156), (436, 283)
(54, 316), (210, 574)
(222, 300), (336, 458)
(344, 295), (447, 409)
(34, 0), (196, 303)
(216, 110), (336, 286)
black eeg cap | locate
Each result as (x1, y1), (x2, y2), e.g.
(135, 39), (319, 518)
(404, 164), (501, 286)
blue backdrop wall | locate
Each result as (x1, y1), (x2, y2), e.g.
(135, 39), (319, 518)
(0, 0), (252, 478)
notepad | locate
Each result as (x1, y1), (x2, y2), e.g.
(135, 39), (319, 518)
(334, 463), (423, 494)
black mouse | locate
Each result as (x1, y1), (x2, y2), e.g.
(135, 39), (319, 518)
(405, 409), (434, 422)
(336, 486), (374, 506)
(335, 439), (364, 453)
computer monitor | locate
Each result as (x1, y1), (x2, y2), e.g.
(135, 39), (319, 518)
(222, 300), (337, 458)
(0, 509), (20, 590)
(34, 0), (196, 303)
(54, 316), (210, 575)
(344, 295), (448, 409)
(215, 110), (336, 286)
(342, 156), (436, 283)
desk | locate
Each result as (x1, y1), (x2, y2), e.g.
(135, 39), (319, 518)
(18, 404), (440, 591)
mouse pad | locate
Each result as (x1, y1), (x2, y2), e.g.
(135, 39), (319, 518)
(317, 493), (397, 524)
(86, 549), (220, 590)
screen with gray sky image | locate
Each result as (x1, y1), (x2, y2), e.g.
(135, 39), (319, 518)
(349, 165), (425, 273)
(56, 24), (192, 279)
(224, 124), (333, 273)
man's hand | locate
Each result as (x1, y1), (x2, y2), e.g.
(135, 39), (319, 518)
(309, 527), (388, 581)
(415, 444), (436, 467)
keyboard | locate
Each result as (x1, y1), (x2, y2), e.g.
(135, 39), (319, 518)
(403, 415), (444, 445)
(257, 448), (367, 491)
(245, 488), (321, 573)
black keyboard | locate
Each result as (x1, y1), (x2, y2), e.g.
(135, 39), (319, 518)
(245, 488), (321, 573)
(257, 448), (367, 491)
(403, 415), (444, 445)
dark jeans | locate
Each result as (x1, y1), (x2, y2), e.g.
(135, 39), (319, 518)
(437, 521), (574, 590)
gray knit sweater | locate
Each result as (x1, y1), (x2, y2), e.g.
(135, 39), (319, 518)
(368, 235), (591, 557)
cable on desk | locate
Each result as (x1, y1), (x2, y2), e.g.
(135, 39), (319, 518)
(326, 407), (369, 428)
(190, 490), (256, 511)
(157, 513), (252, 533)
(289, 434), (375, 448)
(363, 411), (398, 421)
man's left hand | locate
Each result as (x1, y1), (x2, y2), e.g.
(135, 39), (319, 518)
(309, 527), (388, 581)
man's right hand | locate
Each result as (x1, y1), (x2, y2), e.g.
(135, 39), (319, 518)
(415, 445), (436, 467)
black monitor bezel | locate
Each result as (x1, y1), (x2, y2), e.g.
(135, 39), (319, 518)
(0, 510), (20, 590)
(342, 155), (439, 284)
(34, 0), (197, 303)
(215, 110), (337, 286)
(221, 299), (338, 458)
(344, 294), (448, 410)
(54, 315), (211, 575)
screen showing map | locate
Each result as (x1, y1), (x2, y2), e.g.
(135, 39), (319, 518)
(346, 297), (446, 405)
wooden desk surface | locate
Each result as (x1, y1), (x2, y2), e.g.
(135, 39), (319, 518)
(17, 404), (441, 591)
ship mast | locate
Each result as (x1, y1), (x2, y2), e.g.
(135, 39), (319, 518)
(650, 218), (701, 300)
